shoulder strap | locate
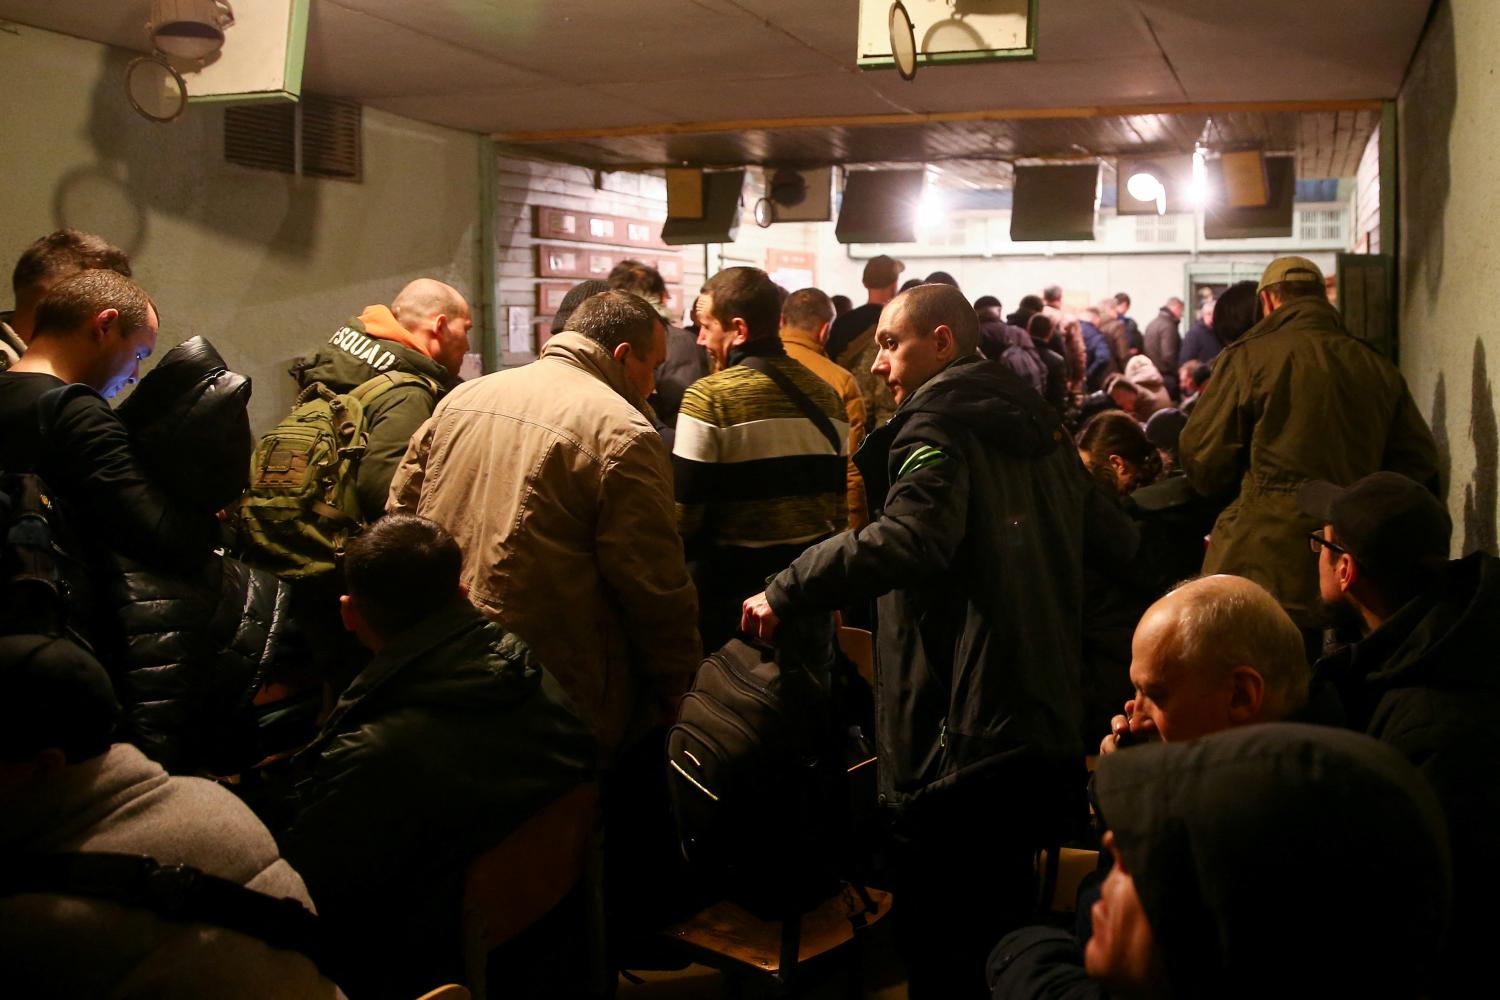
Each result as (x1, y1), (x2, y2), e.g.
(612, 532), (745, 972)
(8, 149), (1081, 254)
(0, 852), (341, 983)
(741, 356), (841, 454)
(348, 370), (440, 407)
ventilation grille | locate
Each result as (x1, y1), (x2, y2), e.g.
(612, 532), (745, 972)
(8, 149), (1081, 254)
(1133, 214), (1182, 244)
(224, 95), (362, 182)
(1297, 206), (1347, 242)
(224, 103), (295, 174)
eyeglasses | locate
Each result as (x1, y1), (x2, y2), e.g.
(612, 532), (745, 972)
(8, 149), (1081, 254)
(1307, 531), (1348, 556)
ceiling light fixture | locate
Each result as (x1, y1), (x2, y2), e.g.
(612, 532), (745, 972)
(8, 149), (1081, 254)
(1126, 164), (1167, 216)
(148, 0), (235, 61)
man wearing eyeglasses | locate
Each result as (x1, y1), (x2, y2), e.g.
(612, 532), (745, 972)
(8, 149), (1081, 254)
(1301, 471), (1500, 995)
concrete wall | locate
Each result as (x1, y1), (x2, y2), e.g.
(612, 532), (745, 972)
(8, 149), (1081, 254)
(1397, 0), (1499, 556)
(0, 23), (482, 432)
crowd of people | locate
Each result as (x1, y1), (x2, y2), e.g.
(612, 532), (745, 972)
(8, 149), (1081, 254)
(0, 229), (1492, 999)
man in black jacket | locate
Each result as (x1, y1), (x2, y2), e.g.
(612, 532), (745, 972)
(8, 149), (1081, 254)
(0, 269), (218, 574)
(988, 725), (1450, 999)
(1303, 471), (1500, 996)
(742, 282), (1134, 999)
(276, 515), (594, 999)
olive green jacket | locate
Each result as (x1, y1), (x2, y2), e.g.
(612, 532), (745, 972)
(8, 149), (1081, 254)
(1179, 297), (1438, 625)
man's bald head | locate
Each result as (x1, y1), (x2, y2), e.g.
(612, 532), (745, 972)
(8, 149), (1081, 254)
(1129, 575), (1309, 743)
(391, 278), (471, 378)
(392, 279), (468, 331)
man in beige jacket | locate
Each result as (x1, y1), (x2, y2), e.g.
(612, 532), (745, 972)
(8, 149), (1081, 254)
(388, 289), (700, 755)
(779, 287), (868, 530)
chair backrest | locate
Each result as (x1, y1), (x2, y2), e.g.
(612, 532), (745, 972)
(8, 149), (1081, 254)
(461, 782), (602, 990)
(836, 626), (874, 687)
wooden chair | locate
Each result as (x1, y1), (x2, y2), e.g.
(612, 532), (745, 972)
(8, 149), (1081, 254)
(414, 987), (470, 1000)
(835, 626), (874, 688)
(461, 782), (604, 999)
(1036, 848), (1101, 915)
(663, 883), (891, 998)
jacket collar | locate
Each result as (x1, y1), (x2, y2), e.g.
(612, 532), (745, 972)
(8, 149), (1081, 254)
(541, 331), (654, 422)
(1237, 296), (1344, 347)
(727, 335), (787, 368)
(778, 327), (827, 357)
(304, 599), (485, 754)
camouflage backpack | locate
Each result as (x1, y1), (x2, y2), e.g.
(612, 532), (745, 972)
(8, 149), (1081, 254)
(232, 371), (436, 579)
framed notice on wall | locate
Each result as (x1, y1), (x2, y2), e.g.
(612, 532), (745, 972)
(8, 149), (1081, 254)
(535, 207), (667, 250)
(767, 249), (816, 292)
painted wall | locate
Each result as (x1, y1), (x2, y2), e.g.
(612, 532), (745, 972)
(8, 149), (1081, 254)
(0, 23), (482, 432)
(1397, 0), (1500, 556)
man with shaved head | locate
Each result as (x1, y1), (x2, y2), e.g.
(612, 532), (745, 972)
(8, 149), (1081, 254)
(742, 282), (1136, 999)
(292, 278), (470, 519)
(1100, 575), (1312, 753)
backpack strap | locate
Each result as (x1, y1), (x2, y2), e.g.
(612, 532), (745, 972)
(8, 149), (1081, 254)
(347, 370), (441, 407)
(0, 852), (341, 984)
(740, 356), (842, 454)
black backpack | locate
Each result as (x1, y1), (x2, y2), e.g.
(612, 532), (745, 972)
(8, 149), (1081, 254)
(667, 621), (869, 915)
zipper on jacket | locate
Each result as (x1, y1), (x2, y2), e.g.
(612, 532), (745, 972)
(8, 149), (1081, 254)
(939, 718), (947, 750)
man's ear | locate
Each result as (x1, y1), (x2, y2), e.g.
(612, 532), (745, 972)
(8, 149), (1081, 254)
(817, 319), (832, 345)
(933, 323), (956, 358)
(1337, 552), (1358, 595)
(93, 307), (120, 343)
(1227, 666), (1266, 724)
(612, 341), (632, 364)
(338, 594), (360, 634)
(729, 317), (752, 347)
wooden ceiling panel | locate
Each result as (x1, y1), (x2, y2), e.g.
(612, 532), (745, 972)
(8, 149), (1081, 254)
(502, 108), (1380, 185)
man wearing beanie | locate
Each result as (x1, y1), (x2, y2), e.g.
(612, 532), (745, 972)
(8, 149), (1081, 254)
(1303, 471), (1500, 994)
(1178, 255), (1438, 640)
(989, 724), (1451, 999)
(0, 634), (340, 997)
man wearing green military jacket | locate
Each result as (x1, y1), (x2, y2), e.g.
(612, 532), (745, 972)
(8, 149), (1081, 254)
(1178, 256), (1439, 635)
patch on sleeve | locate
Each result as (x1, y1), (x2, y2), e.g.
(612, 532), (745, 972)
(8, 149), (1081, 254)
(897, 444), (948, 479)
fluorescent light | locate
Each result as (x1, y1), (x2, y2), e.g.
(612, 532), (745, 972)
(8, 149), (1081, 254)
(1189, 149), (1209, 208)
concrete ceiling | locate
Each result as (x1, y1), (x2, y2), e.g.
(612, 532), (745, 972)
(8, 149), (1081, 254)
(0, 0), (1432, 175)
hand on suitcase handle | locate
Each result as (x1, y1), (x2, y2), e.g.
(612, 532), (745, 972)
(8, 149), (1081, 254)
(740, 591), (780, 642)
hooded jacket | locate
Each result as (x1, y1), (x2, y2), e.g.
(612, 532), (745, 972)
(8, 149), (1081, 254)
(1179, 296), (1438, 626)
(989, 724), (1451, 1000)
(1122, 355), (1172, 420)
(388, 331), (700, 754)
(978, 316), (1047, 399)
(277, 600), (593, 999)
(0, 743), (340, 999)
(766, 356), (1135, 820)
(292, 306), (456, 521)
(1314, 552), (1500, 994)
(1100, 724), (1450, 998)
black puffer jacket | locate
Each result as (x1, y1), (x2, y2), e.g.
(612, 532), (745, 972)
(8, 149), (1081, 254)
(767, 356), (1135, 826)
(102, 336), (302, 775)
(115, 335), (252, 513)
(101, 552), (301, 775)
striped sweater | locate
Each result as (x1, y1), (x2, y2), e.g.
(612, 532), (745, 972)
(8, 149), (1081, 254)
(673, 344), (849, 548)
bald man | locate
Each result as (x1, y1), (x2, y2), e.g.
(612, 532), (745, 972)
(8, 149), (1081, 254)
(743, 283), (1136, 999)
(1100, 575), (1314, 753)
(292, 278), (471, 520)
